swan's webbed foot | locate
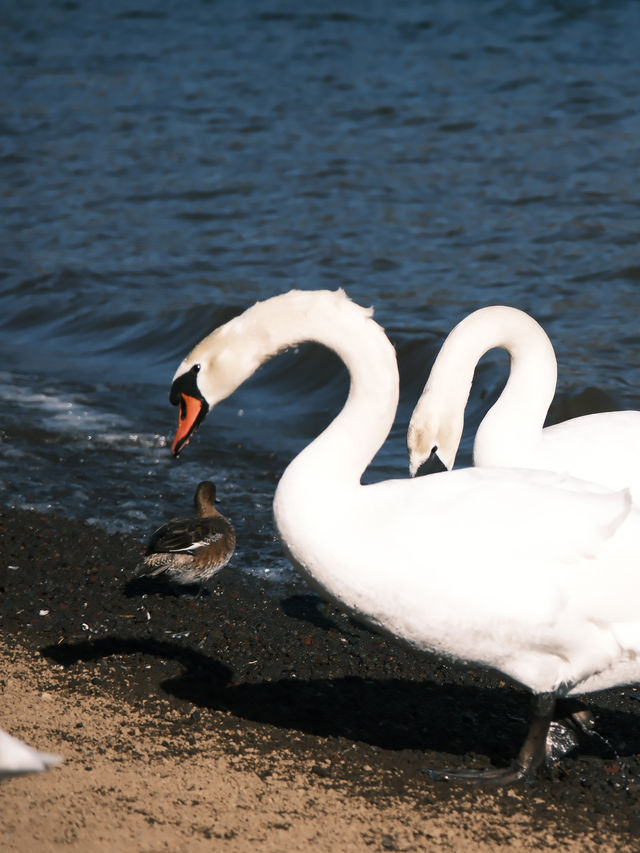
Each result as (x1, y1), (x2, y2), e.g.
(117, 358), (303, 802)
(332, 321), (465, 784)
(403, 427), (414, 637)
(554, 699), (596, 736)
(423, 692), (556, 786)
(546, 699), (597, 764)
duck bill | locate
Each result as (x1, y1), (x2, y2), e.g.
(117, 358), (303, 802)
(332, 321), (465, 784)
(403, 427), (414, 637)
(172, 393), (209, 457)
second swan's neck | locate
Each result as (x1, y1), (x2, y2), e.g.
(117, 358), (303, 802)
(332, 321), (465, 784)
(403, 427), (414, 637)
(472, 307), (557, 461)
(425, 306), (558, 464)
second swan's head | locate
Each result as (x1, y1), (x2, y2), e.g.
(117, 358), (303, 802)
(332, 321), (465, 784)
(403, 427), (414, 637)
(406, 393), (461, 477)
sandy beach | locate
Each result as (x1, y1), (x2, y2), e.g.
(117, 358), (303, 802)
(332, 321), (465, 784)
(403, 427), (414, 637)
(2, 505), (640, 851)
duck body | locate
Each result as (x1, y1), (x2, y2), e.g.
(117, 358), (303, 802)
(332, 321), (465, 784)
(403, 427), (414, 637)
(168, 290), (640, 781)
(407, 305), (640, 492)
(138, 481), (236, 585)
(0, 728), (62, 778)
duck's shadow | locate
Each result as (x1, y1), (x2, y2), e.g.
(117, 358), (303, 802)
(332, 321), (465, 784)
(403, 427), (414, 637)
(39, 633), (640, 765)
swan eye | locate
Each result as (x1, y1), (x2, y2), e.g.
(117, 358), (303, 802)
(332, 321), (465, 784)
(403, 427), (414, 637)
(170, 365), (204, 407)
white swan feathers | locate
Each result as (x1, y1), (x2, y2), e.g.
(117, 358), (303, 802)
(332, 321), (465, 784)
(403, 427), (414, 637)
(168, 290), (640, 778)
(407, 305), (640, 492)
(0, 728), (62, 778)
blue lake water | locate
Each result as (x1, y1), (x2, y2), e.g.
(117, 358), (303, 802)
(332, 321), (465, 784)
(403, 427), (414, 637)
(2, 0), (639, 583)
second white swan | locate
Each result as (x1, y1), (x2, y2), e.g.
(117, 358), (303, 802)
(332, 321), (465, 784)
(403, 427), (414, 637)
(407, 306), (640, 491)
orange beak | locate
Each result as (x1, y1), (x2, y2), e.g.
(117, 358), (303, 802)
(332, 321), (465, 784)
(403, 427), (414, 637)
(172, 393), (206, 456)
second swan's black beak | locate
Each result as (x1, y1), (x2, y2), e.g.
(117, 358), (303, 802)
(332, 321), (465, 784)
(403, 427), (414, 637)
(414, 447), (448, 477)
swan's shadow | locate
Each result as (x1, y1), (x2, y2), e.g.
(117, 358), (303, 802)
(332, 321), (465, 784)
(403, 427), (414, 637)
(280, 593), (370, 635)
(40, 635), (640, 765)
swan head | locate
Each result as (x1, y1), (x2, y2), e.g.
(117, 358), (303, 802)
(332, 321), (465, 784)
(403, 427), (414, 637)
(170, 363), (209, 455)
(406, 400), (460, 476)
(169, 302), (289, 455)
(169, 319), (258, 455)
(169, 287), (393, 458)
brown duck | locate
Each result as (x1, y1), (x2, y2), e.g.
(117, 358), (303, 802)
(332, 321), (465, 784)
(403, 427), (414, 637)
(138, 481), (236, 584)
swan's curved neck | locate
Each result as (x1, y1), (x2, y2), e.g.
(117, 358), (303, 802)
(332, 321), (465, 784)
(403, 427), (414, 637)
(188, 290), (399, 484)
(471, 308), (557, 453)
(425, 306), (557, 460)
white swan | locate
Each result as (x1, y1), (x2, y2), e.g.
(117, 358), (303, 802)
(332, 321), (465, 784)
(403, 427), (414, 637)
(407, 306), (640, 489)
(0, 728), (62, 779)
(168, 289), (640, 783)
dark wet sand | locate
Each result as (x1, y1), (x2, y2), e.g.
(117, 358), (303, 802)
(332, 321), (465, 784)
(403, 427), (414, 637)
(2, 505), (640, 851)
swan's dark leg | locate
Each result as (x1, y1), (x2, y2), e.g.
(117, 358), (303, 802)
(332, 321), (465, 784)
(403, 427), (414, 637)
(425, 693), (556, 784)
